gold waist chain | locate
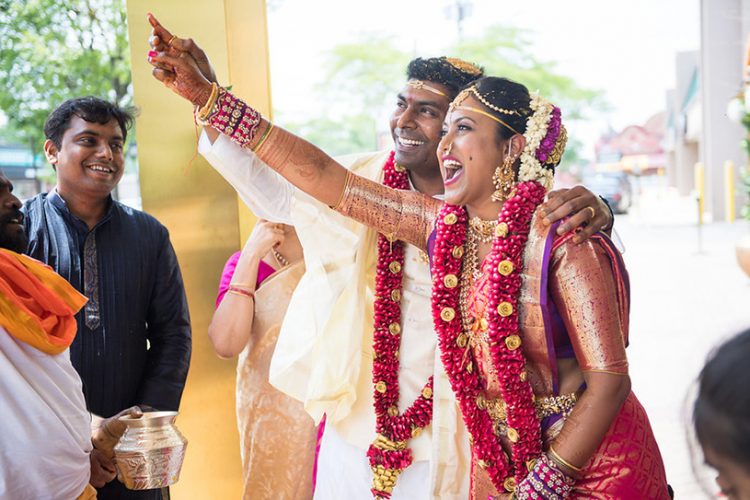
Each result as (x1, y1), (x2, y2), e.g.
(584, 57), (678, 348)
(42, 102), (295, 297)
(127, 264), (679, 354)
(478, 392), (578, 423)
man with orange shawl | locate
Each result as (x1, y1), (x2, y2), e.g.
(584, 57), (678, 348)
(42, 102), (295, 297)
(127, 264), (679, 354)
(0, 171), (136, 499)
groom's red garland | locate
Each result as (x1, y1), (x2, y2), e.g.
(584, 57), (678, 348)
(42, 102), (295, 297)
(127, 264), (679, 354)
(367, 152), (434, 499)
(430, 180), (546, 494)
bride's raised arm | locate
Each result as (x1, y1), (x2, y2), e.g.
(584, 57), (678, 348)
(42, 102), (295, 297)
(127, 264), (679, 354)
(147, 22), (439, 250)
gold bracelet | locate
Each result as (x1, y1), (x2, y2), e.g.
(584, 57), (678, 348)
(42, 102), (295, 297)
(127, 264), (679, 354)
(251, 122), (274, 152)
(548, 445), (583, 473)
(330, 169), (353, 210)
(196, 82), (219, 124)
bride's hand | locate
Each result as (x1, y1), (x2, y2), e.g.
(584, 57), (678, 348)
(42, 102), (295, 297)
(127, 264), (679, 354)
(148, 45), (214, 106)
(147, 13), (217, 84)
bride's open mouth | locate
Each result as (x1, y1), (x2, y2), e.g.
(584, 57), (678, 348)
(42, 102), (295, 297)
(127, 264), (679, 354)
(442, 157), (464, 185)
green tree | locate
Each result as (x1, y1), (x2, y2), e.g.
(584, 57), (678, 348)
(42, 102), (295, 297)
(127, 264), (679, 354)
(0, 0), (131, 159)
(320, 35), (411, 114)
(282, 34), (410, 155)
(282, 112), (378, 156)
(453, 26), (608, 120)
(283, 24), (606, 166)
(452, 25), (607, 168)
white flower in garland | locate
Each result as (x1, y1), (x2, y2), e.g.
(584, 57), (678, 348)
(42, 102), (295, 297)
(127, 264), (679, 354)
(518, 93), (555, 190)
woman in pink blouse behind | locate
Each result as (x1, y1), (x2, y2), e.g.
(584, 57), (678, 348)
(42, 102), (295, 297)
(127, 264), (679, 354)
(209, 220), (317, 500)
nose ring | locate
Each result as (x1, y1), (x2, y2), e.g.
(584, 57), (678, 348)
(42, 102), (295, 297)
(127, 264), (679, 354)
(444, 143), (453, 154)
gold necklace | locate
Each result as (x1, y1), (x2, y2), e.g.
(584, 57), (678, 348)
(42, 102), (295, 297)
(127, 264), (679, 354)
(468, 216), (495, 244)
(459, 227), (482, 336)
(272, 248), (289, 267)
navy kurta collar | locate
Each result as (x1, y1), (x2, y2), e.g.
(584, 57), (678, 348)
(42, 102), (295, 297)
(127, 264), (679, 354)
(47, 189), (116, 233)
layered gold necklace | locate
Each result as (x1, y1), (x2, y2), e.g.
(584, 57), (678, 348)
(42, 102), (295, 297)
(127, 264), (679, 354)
(458, 217), (497, 345)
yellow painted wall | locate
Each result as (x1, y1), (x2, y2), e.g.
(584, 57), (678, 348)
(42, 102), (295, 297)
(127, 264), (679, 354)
(125, 1), (272, 497)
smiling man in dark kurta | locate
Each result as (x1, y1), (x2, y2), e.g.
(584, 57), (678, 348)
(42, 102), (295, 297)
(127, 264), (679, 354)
(22, 97), (192, 500)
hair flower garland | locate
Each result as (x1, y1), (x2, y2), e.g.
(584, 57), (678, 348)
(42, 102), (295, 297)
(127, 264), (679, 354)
(518, 93), (555, 190)
(536, 107), (562, 164)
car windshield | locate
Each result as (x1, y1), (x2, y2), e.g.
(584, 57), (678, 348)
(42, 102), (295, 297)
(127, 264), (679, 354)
(583, 174), (625, 189)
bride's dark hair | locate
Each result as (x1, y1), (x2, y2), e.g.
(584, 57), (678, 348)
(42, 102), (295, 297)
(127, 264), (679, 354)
(467, 76), (532, 141)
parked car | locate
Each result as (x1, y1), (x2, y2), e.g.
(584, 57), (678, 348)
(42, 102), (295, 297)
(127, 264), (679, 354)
(583, 172), (632, 214)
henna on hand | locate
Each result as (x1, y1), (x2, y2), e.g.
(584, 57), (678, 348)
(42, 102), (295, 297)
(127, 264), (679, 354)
(148, 51), (213, 106)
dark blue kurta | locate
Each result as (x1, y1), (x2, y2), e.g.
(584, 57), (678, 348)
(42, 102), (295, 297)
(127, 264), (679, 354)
(23, 192), (191, 500)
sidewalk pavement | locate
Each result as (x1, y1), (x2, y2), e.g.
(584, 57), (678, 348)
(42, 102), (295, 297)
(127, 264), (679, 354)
(614, 186), (750, 498)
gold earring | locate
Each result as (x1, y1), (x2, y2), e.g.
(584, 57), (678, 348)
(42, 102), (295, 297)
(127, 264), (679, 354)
(491, 155), (516, 202)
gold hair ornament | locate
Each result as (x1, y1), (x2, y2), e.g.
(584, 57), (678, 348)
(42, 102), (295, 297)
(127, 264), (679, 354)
(453, 105), (522, 136)
(547, 124), (567, 166)
(450, 86), (519, 116)
(444, 57), (483, 76)
(406, 80), (448, 98)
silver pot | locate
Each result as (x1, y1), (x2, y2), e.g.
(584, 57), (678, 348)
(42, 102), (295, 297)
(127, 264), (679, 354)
(114, 411), (188, 490)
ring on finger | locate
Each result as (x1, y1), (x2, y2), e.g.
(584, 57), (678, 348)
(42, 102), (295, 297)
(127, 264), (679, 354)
(584, 206), (596, 219)
(167, 35), (177, 47)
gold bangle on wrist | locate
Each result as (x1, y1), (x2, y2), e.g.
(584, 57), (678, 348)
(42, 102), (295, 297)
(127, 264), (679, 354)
(251, 122), (274, 152)
(548, 445), (583, 474)
(196, 82), (219, 124)
(330, 169), (353, 210)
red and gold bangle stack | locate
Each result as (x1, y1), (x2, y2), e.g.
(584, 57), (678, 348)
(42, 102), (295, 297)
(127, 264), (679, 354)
(201, 87), (263, 148)
(514, 454), (575, 499)
(227, 283), (255, 300)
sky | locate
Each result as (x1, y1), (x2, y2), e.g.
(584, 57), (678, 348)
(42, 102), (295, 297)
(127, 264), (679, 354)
(266, 0), (701, 159)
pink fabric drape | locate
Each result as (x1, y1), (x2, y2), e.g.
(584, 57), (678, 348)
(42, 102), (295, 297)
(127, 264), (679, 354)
(215, 251), (276, 308)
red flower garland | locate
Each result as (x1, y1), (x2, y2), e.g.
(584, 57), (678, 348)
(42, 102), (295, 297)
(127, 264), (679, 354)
(430, 181), (547, 494)
(367, 152), (434, 499)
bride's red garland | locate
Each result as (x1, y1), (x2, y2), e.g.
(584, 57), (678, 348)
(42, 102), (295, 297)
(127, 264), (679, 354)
(367, 152), (434, 499)
(430, 180), (547, 494)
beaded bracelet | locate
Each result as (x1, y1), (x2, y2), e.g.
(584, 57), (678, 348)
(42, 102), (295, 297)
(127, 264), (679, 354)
(515, 454), (574, 499)
(204, 88), (262, 148)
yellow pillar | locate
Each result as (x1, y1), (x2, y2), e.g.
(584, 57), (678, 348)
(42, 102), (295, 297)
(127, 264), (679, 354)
(125, 1), (272, 497)
(695, 162), (705, 225)
(725, 160), (736, 222)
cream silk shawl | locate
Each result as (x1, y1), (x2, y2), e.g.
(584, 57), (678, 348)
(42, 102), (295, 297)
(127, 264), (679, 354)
(198, 135), (470, 498)
(270, 151), (470, 498)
